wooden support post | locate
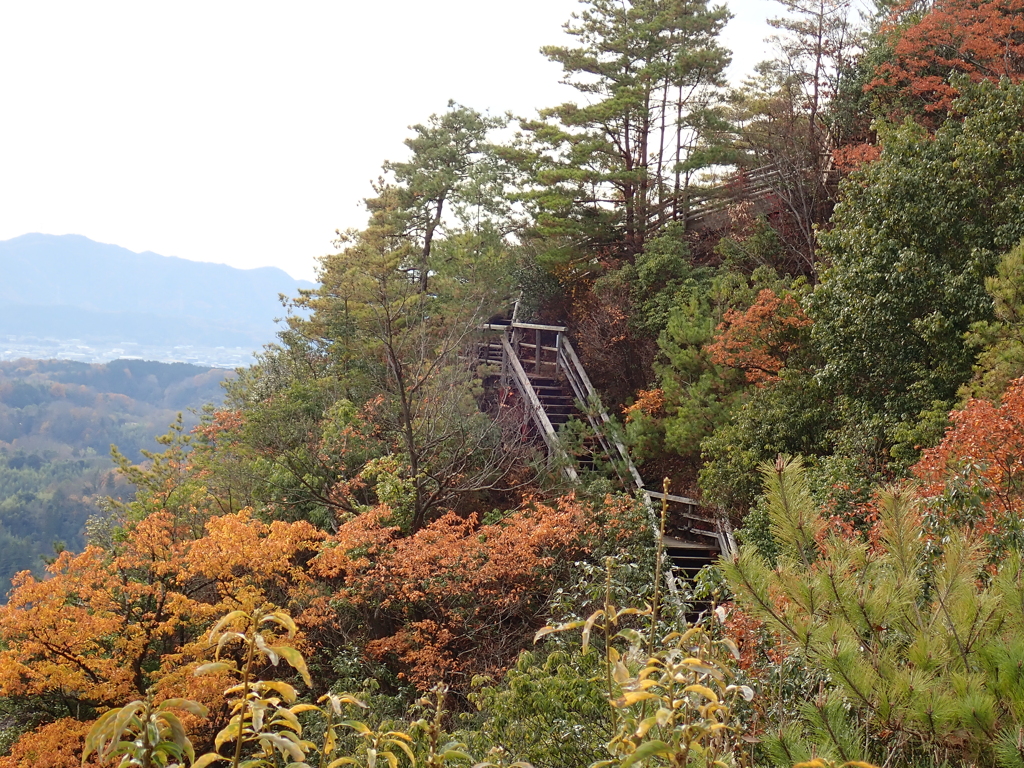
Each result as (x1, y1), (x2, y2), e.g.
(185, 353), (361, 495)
(499, 329), (510, 393)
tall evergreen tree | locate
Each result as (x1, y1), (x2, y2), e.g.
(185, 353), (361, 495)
(730, 0), (864, 276)
(381, 102), (509, 293)
(520, 0), (732, 262)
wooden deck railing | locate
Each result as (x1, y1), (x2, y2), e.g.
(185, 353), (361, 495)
(480, 320), (735, 558)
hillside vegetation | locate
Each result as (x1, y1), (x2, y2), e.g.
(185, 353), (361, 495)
(2, 1), (1024, 767)
(0, 358), (230, 589)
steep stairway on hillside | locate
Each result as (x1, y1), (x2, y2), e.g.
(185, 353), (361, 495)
(477, 318), (733, 608)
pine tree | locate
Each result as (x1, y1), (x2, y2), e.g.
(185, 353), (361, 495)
(520, 0), (732, 262)
(724, 456), (1024, 767)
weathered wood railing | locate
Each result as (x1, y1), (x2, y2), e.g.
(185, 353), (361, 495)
(496, 332), (580, 484)
(480, 320), (734, 558)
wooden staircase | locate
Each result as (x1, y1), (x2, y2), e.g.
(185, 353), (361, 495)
(477, 318), (734, 608)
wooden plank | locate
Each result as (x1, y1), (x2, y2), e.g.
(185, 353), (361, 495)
(509, 321), (568, 332)
(559, 336), (597, 399)
(557, 349), (588, 404)
(646, 490), (700, 507)
(535, 328), (541, 374)
(517, 343), (560, 353)
(662, 536), (718, 549)
(502, 337), (554, 437)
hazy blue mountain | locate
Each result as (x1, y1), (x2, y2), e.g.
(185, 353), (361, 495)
(0, 234), (316, 356)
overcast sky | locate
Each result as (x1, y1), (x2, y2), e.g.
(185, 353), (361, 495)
(0, 1), (775, 282)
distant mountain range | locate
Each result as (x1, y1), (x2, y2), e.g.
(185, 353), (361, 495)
(0, 234), (316, 365)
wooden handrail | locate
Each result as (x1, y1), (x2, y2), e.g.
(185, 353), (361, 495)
(509, 321), (568, 332)
(500, 335), (579, 483)
(483, 322), (735, 558)
(557, 336), (645, 490)
(646, 490), (700, 507)
(554, 333), (736, 557)
(479, 321), (568, 333)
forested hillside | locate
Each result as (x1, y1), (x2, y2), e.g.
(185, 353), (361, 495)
(2, 1), (1024, 767)
(0, 358), (230, 590)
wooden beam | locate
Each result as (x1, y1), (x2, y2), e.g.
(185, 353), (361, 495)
(510, 321), (568, 332)
(646, 490), (700, 507)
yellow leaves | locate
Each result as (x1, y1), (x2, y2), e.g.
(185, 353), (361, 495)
(272, 644), (313, 688)
(187, 508), (326, 597)
(615, 690), (660, 706)
(83, 695), (207, 768)
(0, 505), (325, 736)
(0, 546), (133, 702)
(158, 698), (211, 717)
(262, 609), (300, 636)
(534, 621), (584, 642)
(725, 683), (755, 702)
(0, 717), (97, 768)
(612, 658), (632, 685)
(214, 718), (243, 751)
(595, 623), (753, 767)
(683, 684), (720, 703)
(679, 657), (725, 681)
(210, 610), (250, 636)
(258, 680), (301, 704)
(195, 661), (238, 676)
(192, 754), (226, 768)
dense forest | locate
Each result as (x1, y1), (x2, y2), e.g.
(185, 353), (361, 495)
(0, 358), (231, 589)
(3, 0), (1024, 766)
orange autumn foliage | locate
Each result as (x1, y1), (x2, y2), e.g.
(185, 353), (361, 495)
(623, 388), (666, 423)
(832, 142), (883, 172)
(310, 495), (632, 690)
(0, 718), (99, 768)
(870, 0), (1024, 120)
(705, 289), (812, 386)
(191, 408), (245, 446)
(0, 510), (323, 712)
(913, 376), (1024, 536)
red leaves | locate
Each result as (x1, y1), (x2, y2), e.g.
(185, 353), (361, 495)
(312, 497), (592, 689)
(705, 290), (812, 386)
(914, 376), (1024, 535)
(870, 0), (1024, 120)
(832, 142), (883, 172)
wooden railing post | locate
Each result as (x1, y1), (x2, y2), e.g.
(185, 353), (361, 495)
(534, 328), (542, 374)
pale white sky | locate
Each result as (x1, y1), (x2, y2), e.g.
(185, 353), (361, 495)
(0, 1), (775, 282)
